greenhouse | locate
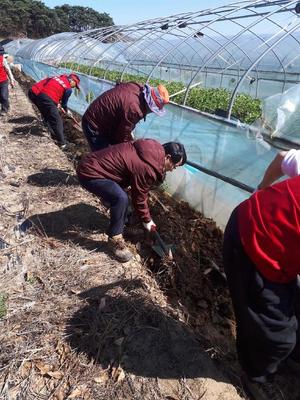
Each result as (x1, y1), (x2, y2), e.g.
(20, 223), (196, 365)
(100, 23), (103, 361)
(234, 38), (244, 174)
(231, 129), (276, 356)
(5, 0), (300, 228)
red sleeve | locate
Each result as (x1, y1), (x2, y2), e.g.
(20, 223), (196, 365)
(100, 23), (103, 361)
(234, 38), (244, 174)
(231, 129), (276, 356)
(130, 172), (156, 222)
(115, 111), (143, 143)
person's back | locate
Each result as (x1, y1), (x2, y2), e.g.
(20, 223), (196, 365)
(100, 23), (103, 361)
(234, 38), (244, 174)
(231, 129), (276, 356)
(238, 175), (300, 283)
(31, 75), (71, 104)
(28, 73), (80, 147)
(0, 54), (8, 84)
(0, 46), (15, 115)
(82, 82), (169, 151)
(83, 82), (146, 144)
(77, 139), (165, 222)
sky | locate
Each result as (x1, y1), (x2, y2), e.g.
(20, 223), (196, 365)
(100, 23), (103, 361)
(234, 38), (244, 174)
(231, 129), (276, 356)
(43, 0), (227, 25)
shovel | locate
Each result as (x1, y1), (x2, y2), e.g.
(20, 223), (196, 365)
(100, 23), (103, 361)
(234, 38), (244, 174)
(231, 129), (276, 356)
(68, 114), (82, 131)
(60, 107), (82, 131)
(152, 231), (175, 259)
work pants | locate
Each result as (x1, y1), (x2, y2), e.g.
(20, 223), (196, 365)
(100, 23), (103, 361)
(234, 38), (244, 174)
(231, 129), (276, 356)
(78, 177), (128, 237)
(223, 207), (300, 382)
(28, 89), (65, 145)
(82, 116), (110, 152)
(0, 80), (9, 112)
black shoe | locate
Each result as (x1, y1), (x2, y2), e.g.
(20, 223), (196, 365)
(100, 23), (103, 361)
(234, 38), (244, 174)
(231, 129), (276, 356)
(59, 142), (74, 151)
(41, 118), (48, 127)
(284, 357), (300, 374)
(242, 374), (284, 400)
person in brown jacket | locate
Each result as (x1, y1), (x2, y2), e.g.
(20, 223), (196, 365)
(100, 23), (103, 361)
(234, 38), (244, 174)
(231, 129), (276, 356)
(82, 82), (169, 151)
(77, 139), (186, 262)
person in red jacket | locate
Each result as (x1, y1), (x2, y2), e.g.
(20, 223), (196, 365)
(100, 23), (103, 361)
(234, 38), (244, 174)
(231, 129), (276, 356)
(28, 73), (80, 148)
(82, 81), (169, 151)
(223, 172), (300, 400)
(77, 139), (186, 262)
(0, 46), (15, 115)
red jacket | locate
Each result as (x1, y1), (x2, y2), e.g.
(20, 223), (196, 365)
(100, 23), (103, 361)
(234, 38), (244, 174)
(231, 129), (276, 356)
(83, 82), (148, 144)
(0, 55), (8, 83)
(31, 75), (71, 104)
(238, 175), (300, 283)
(77, 139), (165, 222)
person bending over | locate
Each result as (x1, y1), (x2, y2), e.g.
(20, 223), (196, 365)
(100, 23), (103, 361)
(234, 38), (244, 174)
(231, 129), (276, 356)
(28, 73), (80, 148)
(82, 81), (169, 151)
(77, 139), (186, 262)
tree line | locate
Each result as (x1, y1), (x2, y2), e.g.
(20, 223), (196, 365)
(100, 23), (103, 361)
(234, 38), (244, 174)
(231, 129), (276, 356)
(0, 0), (114, 39)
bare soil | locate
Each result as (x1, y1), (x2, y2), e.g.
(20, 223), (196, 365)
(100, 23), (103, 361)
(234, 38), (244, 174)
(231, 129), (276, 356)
(0, 72), (298, 400)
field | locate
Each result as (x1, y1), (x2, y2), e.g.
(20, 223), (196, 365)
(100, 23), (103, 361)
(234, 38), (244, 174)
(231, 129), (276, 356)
(0, 71), (298, 400)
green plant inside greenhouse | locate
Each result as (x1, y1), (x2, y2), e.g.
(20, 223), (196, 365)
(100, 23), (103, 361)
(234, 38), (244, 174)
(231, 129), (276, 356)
(62, 62), (262, 124)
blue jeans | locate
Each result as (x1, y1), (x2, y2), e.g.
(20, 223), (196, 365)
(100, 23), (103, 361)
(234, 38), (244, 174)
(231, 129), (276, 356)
(0, 80), (9, 112)
(78, 177), (128, 237)
(82, 117), (110, 151)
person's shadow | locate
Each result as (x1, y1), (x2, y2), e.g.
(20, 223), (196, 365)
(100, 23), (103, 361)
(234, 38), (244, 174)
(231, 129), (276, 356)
(66, 278), (241, 387)
(8, 116), (37, 124)
(27, 168), (78, 187)
(27, 203), (109, 251)
(8, 115), (44, 137)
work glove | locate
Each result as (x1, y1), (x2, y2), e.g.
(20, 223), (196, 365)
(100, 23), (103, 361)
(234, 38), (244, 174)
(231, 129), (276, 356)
(143, 220), (157, 232)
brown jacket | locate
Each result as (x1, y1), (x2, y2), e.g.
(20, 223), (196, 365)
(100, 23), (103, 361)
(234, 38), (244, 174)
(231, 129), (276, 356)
(77, 139), (165, 222)
(83, 82), (148, 144)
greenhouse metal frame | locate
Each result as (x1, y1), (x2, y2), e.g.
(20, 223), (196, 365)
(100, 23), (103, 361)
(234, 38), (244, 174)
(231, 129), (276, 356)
(9, 0), (300, 121)
(6, 1), (300, 227)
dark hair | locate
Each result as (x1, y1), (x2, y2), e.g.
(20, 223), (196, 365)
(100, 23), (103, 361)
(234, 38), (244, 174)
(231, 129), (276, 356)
(163, 142), (187, 165)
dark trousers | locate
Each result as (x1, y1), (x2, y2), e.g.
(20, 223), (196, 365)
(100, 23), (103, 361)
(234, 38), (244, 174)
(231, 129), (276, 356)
(78, 177), (128, 237)
(223, 207), (300, 382)
(0, 80), (9, 112)
(82, 116), (110, 152)
(28, 89), (65, 145)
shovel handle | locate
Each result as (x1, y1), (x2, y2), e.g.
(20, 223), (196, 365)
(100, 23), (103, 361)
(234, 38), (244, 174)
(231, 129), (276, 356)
(59, 107), (81, 126)
(153, 231), (169, 254)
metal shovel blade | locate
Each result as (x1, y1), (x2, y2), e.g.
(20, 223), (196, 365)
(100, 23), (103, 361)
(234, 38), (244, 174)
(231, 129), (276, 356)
(152, 243), (175, 259)
(151, 231), (175, 259)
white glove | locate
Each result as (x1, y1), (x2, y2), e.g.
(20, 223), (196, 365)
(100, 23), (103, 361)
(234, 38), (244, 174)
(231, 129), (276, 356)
(67, 109), (73, 117)
(143, 220), (157, 232)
